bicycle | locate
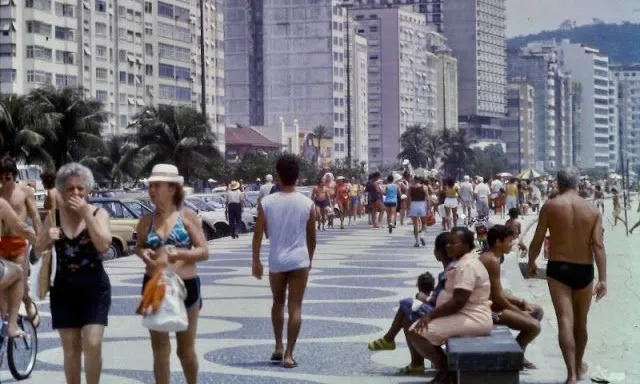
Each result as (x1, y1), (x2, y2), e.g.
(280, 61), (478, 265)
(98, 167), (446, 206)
(0, 314), (38, 380)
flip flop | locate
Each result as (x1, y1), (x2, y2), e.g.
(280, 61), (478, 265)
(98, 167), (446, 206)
(8, 329), (27, 339)
(270, 352), (283, 362)
(283, 359), (298, 369)
(27, 302), (40, 328)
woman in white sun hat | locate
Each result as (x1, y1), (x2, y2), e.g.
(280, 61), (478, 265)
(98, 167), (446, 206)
(135, 164), (208, 384)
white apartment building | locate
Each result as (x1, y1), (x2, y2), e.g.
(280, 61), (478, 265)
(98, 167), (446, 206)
(611, 63), (640, 170)
(351, 31), (368, 167)
(350, 7), (438, 168)
(0, 0), (225, 148)
(608, 73), (619, 171)
(224, 1), (357, 163)
(425, 28), (458, 132)
(556, 39), (611, 170)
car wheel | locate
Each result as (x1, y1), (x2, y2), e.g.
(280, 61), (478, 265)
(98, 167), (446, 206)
(214, 223), (230, 238)
(203, 223), (216, 241)
(102, 240), (122, 261)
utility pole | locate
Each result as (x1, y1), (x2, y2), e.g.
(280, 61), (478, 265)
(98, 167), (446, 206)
(340, 1), (354, 165)
(199, 0), (207, 118)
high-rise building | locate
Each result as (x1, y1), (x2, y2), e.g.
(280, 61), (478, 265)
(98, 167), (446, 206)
(224, 1), (358, 162)
(611, 63), (640, 171)
(350, 30), (369, 167)
(350, 7), (437, 168)
(426, 29), (458, 132)
(508, 41), (575, 171)
(608, 73), (619, 171)
(503, 80), (535, 171)
(0, 0), (225, 146)
(556, 39), (611, 171)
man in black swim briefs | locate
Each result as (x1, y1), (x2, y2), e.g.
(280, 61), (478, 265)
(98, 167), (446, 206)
(528, 167), (607, 384)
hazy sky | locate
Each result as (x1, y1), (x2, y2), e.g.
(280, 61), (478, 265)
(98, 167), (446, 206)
(506, 0), (639, 37)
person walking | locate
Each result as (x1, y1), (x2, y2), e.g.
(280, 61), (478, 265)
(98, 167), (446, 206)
(407, 176), (429, 247)
(36, 163), (112, 384)
(528, 167), (607, 384)
(136, 164), (208, 384)
(226, 181), (245, 238)
(252, 154), (316, 368)
(383, 175), (399, 233)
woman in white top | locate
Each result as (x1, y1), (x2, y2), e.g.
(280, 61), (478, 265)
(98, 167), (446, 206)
(226, 181), (245, 239)
(252, 154), (317, 369)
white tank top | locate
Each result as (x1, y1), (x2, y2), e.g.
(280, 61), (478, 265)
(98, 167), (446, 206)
(261, 191), (313, 273)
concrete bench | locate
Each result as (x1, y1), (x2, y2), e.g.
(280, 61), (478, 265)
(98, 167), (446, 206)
(446, 326), (523, 384)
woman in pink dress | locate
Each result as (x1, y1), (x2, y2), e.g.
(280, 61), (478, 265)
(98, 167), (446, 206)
(407, 226), (493, 383)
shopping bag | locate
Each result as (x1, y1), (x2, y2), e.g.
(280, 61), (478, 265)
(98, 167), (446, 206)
(137, 270), (188, 333)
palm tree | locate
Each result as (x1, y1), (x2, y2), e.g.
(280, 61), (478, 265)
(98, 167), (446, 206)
(128, 104), (220, 184)
(397, 124), (432, 168)
(312, 125), (330, 166)
(0, 94), (50, 165)
(80, 135), (138, 188)
(441, 129), (475, 179)
(20, 86), (108, 169)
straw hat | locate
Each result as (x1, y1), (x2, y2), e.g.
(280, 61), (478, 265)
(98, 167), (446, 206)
(147, 164), (184, 185)
(229, 180), (241, 190)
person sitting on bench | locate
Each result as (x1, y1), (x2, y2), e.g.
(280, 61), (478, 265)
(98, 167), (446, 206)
(479, 224), (544, 369)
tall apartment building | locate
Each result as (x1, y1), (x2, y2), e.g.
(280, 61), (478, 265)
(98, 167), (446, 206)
(224, 1), (360, 163)
(503, 81), (535, 171)
(556, 39), (611, 171)
(608, 73), (619, 171)
(611, 63), (640, 170)
(349, 7), (437, 168)
(351, 30), (369, 166)
(426, 29), (458, 132)
(508, 42), (575, 170)
(0, 0), (225, 145)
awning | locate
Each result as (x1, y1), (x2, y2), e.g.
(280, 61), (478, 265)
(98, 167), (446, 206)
(0, 0), (15, 6)
(135, 57), (143, 64)
(128, 97), (135, 105)
(127, 55), (135, 63)
(136, 98), (144, 106)
(0, 21), (15, 32)
(83, 48), (91, 56)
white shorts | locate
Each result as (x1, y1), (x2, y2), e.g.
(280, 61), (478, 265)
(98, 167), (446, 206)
(444, 197), (458, 209)
(409, 201), (427, 217)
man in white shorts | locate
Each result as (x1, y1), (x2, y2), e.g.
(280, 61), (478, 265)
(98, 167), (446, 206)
(474, 177), (491, 219)
(459, 176), (474, 225)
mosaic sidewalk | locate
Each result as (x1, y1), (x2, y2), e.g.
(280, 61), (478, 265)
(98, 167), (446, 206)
(0, 220), (572, 383)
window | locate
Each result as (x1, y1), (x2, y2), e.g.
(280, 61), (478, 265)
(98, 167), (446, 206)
(95, 22), (106, 35)
(96, 90), (107, 101)
(96, 45), (107, 58)
(0, 69), (17, 83)
(25, 0), (51, 12)
(158, 43), (190, 62)
(25, 45), (52, 61)
(175, 66), (190, 81)
(127, 73), (134, 84)
(159, 84), (174, 99)
(145, 64), (153, 75)
(0, 43), (16, 57)
(54, 2), (74, 16)
(96, 67), (108, 80)
(26, 21), (52, 36)
(119, 93), (127, 104)
(54, 26), (74, 40)
(55, 74), (77, 86)
(159, 63), (174, 78)
(119, 71), (126, 83)
(95, 0), (105, 12)
(55, 50), (75, 64)
(144, 1), (152, 13)
(26, 70), (52, 84)
(158, 22), (190, 43)
(157, 1), (173, 17)
(175, 87), (191, 101)
(119, 115), (128, 126)
(145, 43), (153, 56)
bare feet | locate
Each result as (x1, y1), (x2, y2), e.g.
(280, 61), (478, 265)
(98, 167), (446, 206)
(564, 379), (577, 384)
(522, 358), (537, 370)
(578, 362), (589, 380)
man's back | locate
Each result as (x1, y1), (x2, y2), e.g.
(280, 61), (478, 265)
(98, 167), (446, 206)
(460, 182), (473, 200)
(545, 192), (599, 264)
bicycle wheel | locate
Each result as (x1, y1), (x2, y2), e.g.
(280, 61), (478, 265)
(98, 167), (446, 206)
(7, 315), (38, 380)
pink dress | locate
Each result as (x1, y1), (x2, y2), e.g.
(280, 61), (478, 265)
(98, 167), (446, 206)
(412, 252), (493, 346)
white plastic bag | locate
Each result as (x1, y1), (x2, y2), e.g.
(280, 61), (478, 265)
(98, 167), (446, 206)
(141, 271), (188, 333)
(30, 246), (57, 300)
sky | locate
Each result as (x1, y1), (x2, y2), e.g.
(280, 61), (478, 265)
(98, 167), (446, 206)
(506, 0), (639, 37)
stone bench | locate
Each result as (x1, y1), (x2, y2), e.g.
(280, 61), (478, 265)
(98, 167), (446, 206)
(446, 326), (523, 384)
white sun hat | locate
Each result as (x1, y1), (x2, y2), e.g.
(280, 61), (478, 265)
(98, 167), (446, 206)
(147, 164), (184, 185)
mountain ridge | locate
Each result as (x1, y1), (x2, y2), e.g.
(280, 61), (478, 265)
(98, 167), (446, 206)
(506, 22), (640, 65)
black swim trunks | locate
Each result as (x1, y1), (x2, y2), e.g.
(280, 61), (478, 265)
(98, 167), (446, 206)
(546, 261), (594, 290)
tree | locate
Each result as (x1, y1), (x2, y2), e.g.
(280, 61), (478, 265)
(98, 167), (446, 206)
(128, 104), (221, 184)
(20, 86), (108, 169)
(0, 94), (52, 165)
(441, 129), (475, 179)
(398, 125), (430, 168)
(80, 136), (138, 188)
(469, 145), (510, 179)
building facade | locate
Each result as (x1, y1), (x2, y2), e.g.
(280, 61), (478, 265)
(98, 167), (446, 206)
(503, 81), (535, 171)
(350, 7), (438, 168)
(612, 63), (640, 171)
(556, 39), (611, 171)
(608, 73), (619, 171)
(555, 71), (574, 168)
(351, 31), (369, 167)
(224, 0), (356, 162)
(0, 0), (225, 145)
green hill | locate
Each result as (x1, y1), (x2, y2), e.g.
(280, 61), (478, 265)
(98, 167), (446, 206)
(507, 22), (640, 65)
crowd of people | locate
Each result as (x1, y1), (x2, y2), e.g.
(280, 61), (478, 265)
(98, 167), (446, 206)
(0, 153), (609, 384)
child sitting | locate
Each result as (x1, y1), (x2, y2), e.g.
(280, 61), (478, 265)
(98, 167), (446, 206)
(397, 272), (436, 322)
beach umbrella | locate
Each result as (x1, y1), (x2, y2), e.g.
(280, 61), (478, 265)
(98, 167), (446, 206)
(516, 168), (543, 180)
(497, 172), (513, 178)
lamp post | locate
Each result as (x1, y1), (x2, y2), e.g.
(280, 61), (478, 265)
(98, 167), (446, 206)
(339, 1), (353, 166)
(199, 0), (206, 118)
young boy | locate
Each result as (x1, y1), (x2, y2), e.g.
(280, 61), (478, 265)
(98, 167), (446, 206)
(505, 208), (527, 257)
(367, 232), (454, 375)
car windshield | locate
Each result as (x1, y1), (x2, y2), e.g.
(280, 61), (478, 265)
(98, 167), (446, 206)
(124, 201), (152, 217)
(186, 198), (209, 211)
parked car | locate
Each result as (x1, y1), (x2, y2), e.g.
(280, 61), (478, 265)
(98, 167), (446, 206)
(88, 198), (140, 259)
(188, 194), (256, 233)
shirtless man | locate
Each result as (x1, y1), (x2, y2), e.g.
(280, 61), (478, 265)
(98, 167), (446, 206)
(0, 157), (42, 330)
(528, 167), (607, 384)
(479, 225), (543, 369)
(311, 177), (330, 231)
(593, 185), (604, 215)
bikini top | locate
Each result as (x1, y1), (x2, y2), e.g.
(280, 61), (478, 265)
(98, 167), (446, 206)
(145, 211), (192, 250)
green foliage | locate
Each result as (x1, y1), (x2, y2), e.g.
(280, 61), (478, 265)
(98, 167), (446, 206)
(397, 125), (443, 169)
(507, 22), (640, 65)
(468, 145), (510, 179)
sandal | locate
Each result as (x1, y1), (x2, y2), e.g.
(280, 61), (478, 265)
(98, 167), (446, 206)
(283, 359), (298, 368)
(26, 302), (40, 329)
(270, 352), (283, 362)
(367, 337), (396, 351)
(396, 364), (425, 375)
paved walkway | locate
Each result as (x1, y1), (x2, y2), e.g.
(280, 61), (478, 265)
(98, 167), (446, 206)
(0, 215), (608, 384)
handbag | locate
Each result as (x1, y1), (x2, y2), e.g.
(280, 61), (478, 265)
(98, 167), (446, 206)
(36, 209), (57, 300)
(426, 213), (436, 227)
(138, 270), (188, 333)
